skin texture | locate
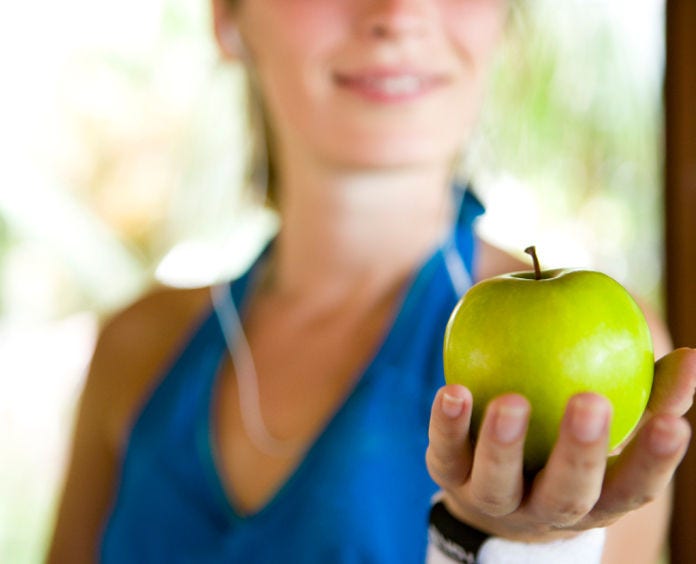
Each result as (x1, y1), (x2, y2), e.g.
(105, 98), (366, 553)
(47, 1), (696, 562)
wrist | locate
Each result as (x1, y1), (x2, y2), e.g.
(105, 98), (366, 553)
(428, 499), (490, 563)
(427, 493), (607, 564)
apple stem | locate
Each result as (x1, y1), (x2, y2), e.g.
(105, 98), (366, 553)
(525, 246), (542, 280)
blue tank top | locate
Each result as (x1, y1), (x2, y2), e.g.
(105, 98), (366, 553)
(100, 188), (484, 563)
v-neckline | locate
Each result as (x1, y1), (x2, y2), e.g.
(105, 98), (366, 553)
(199, 243), (446, 525)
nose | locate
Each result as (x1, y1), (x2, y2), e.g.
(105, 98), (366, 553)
(360, 0), (431, 40)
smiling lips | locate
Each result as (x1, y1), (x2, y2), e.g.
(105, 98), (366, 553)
(334, 70), (448, 103)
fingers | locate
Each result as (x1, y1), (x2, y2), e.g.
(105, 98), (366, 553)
(426, 385), (474, 488)
(648, 347), (696, 417)
(468, 394), (529, 516)
(528, 394), (611, 528)
(594, 413), (691, 521)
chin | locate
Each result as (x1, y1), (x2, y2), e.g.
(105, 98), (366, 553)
(327, 130), (468, 171)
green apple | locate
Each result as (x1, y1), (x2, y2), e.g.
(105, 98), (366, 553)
(443, 247), (654, 472)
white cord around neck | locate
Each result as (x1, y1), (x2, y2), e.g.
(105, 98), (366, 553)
(210, 282), (301, 457)
(442, 187), (472, 298)
(210, 190), (472, 458)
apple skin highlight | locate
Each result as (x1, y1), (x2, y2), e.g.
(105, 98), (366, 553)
(443, 268), (654, 473)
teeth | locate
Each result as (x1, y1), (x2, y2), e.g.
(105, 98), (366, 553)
(366, 75), (423, 95)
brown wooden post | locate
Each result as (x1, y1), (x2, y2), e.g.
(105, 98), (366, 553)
(665, 0), (696, 562)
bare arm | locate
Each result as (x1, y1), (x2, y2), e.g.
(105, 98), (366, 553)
(45, 336), (121, 563)
(46, 286), (211, 563)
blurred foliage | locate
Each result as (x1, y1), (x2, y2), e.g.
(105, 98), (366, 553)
(468, 0), (664, 304)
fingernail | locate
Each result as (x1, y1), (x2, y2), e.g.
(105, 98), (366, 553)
(649, 418), (684, 456)
(495, 404), (527, 443)
(570, 397), (608, 444)
(442, 393), (465, 418)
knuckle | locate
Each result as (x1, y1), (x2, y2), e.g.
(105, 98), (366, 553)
(611, 485), (657, 511)
(430, 421), (465, 443)
(560, 451), (604, 475)
(546, 498), (594, 526)
(479, 444), (517, 467)
(470, 489), (517, 517)
(425, 446), (441, 478)
(632, 492), (658, 507)
(426, 432), (455, 462)
(636, 455), (662, 476)
(425, 447), (463, 487)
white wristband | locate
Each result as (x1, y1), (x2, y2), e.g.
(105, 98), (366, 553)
(477, 527), (606, 564)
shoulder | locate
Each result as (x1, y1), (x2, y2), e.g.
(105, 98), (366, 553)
(86, 283), (213, 453)
(474, 238), (527, 281)
(97, 284), (212, 359)
(46, 283), (213, 561)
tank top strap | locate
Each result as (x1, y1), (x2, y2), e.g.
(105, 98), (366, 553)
(368, 184), (484, 375)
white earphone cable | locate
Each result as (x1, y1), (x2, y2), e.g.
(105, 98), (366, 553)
(210, 282), (301, 457)
(210, 189), (472, 457)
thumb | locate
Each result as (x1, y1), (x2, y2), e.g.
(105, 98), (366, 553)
(648, 348), (696, 417)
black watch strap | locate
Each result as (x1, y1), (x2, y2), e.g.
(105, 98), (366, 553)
(428, 500), (490, 563)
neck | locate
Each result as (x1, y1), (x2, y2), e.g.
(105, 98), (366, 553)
(268, 161), (456, 299)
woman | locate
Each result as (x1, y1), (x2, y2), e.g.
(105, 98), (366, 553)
(48, 1), (695, 562)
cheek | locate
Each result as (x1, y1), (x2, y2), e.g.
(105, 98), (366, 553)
(444, 0), (506, 66)
(249, 1), (348, 61)
(241, 1), (349, 128)
(245, 1), (348, 99)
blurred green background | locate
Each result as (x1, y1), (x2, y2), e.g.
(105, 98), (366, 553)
(0, 0), (665, 561)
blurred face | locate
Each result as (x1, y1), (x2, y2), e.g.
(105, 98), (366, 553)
(219, 0), (507, 172)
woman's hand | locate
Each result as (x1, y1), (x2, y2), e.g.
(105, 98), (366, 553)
(426, 347), (696, 542)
